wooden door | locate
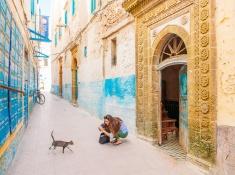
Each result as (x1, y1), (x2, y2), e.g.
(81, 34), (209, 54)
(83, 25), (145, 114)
(59, 62), (62, 97)
(179, 65), (188, 152)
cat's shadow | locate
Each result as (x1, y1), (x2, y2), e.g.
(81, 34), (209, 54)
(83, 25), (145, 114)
(48, 147), (74, 155)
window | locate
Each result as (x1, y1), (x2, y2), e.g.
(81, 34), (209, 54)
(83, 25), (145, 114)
(64, 10), (68, 26)
(71, 0), (76, 16)
(90, 0), (96, 14)
(160, 34), (187, 62)
(111, 38), (117, 67)
(59, 19), (62, 39)
(84, 46), (87, 57)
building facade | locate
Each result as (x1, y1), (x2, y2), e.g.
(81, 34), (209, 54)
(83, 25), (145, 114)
(51, 0), (235, 174)
(51, 0), (136, 131)
(0, 0), (40, 174)
(123, 0), (235, 174)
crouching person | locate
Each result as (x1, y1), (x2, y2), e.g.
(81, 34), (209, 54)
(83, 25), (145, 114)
(98, 116), (111, 144)
(99, 114), (128, 145)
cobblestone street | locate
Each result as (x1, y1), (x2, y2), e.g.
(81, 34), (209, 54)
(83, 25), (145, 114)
(6, 93), (204, 175)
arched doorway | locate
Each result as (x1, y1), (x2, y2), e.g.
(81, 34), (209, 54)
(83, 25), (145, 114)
(71, 46), (78, 106)
(59, 58), (63, 97)
(156, 34), (188, 152)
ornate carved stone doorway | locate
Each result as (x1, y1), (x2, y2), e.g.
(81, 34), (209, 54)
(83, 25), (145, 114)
(156, 34), (188, 152)
(123, 0), (217, 167)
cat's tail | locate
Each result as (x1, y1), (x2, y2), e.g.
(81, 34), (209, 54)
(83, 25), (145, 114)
(51, 130), (55, 142)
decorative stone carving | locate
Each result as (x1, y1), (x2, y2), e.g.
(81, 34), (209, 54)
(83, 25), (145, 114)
(138, 64), (143, 71)
(200, 22), (209, 34)
(201, 103), (209, 114)
(138, 81), (143, 88)
(201, 76), (209, 87)
(201, 35), (209, 47)
(201, 89), (209, 100)
(200, 0), (209, 7)
(122, 0), (216, 166)
(201, 63), (209, 73)
(195, 57), (199, 69)
(102, 1), (127, 31)
(200, 9), (209, 21)
(201, 48), (209, 61)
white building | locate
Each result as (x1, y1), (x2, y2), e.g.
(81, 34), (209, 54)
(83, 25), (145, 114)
(51, 0), (136, 131)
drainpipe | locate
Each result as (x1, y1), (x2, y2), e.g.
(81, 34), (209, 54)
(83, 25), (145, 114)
(7, 13), (13, 134)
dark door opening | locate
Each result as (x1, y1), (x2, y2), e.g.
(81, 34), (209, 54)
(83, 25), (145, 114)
(161, 64), (188, 151)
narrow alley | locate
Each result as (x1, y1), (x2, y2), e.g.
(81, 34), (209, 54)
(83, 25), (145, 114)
(7, 93), (203, 175)
(1, 0), (235, 174)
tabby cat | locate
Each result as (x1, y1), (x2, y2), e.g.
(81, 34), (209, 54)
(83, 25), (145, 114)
(49, 131), (74, 153)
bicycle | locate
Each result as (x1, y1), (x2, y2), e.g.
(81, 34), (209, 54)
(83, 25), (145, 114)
(35, 90), (45, 105)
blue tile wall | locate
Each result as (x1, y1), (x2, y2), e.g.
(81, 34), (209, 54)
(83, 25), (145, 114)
(0, 127), (24, 175)
(0, 0), (37, 174)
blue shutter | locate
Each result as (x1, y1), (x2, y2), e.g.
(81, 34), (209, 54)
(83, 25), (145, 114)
(93, 0), (96, 12)
(91, 0), (96, 14)
(30, 0), (35, 16)
(72, 0), (75, 16)
(64, 11), (68, 25)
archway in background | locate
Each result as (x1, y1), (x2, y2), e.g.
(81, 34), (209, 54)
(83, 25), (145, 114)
(71, 46), (78, 106)
(59, 58), (63, 97)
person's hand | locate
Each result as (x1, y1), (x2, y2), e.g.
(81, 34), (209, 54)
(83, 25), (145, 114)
(98, 127), (104, 132)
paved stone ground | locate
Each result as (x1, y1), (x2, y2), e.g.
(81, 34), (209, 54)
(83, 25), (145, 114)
(7, 93), (205, 175)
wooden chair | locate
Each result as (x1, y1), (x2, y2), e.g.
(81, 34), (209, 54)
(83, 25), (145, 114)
(161, 103), (178, 140)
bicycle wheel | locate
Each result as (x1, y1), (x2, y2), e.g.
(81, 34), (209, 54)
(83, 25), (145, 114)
(37, 93), (45, 105)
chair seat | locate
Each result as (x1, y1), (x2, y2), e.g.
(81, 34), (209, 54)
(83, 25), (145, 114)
(162, 117), (177, 123)
(161, 103), (178, 141)
(162, 117), (178, 140)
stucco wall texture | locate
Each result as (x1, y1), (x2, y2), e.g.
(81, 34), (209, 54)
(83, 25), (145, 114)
(216, 0), (235, 127)
(215, 1), (235, 174)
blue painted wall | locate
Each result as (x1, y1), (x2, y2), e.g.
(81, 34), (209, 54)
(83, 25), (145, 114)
(78, 74), (136, 132)
(78, 80), (105, 118)
(51, 85), (59, 96)
(103, 75), (136, 132)
(62, 84), (72, 101)
(0, 127), (24, 175)
(52, 75), (136, 131)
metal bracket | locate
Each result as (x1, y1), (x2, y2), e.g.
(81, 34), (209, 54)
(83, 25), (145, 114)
(34, 51), (49, 59)
(28, 28), (51, 42)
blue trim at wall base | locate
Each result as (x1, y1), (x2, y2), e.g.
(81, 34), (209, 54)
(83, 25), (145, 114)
(51, 74), (137, 132)
(0, 127), (24, 175)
